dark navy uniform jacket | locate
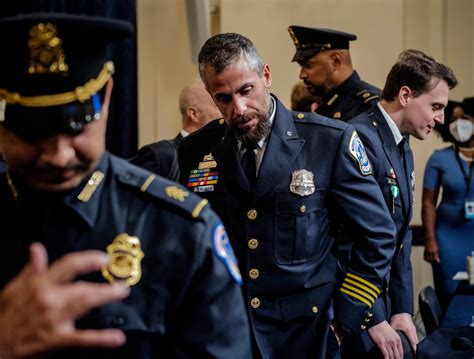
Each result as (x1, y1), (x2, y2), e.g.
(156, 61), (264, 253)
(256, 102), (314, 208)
(130, 133), (183, 181)
(316, 71), (381, 122)
(178, 96), (396, 359)
(0, 152), (251, 359)
(342, 106), (415, 351)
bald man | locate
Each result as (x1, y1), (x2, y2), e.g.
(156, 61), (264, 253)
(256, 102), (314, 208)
(131, 81), (222, 181)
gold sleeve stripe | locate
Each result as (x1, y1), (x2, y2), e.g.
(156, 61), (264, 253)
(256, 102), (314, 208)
(341, 283), (376, 304)
(344, 278), (379, 299)
(346, 273), (381, 294)
(340, 288), (373, 308)
(140, 174), (156, 192)
(191, 199), (208, 218)
(0, 62), (114, 107)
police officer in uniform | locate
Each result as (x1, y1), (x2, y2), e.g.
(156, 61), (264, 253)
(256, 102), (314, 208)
(288, 26), (380, 122)
(179, 32), (397, 359)
(340, 50), (458, 358)
(0, 13), (251, 358)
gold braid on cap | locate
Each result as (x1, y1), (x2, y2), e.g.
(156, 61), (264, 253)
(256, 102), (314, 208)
(0, 61), (114, 107)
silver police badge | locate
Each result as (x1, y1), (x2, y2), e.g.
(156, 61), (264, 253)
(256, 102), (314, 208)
(289, 169), (315, 196)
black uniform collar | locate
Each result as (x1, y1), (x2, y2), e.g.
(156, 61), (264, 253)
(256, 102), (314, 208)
(63, 152), (110, 228)
(322, 70), (361, 104)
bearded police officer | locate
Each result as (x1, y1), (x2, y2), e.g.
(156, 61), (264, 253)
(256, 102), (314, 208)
(179, 32), (396, 359)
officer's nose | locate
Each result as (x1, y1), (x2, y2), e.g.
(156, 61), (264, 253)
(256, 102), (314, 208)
(233, 96), (247, 117)
(434, 111), (444, 125)
(299, 68), (307, 80)
(38, 134), (76, 168)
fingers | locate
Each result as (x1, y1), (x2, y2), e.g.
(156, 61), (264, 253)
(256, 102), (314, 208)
(1, 243), (49, 296)
(63, 329), (127, 349)
(60, 282), (130, 319)
(19, 329), (126, 357)
(48, 250), (110, 283)
(29, 242), (49, 273)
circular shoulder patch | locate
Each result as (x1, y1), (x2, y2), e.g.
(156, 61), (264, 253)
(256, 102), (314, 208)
(211, 223), (242, 285)
(349, 130), (372, 176)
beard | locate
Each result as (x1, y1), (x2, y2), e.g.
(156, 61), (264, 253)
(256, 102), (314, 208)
(230, 111), (271, 146)
(229, 96), (272, 147)
(305, 81), (329, 97)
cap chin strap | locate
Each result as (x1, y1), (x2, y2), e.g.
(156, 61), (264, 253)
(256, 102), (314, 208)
(0, 61), (114, 108)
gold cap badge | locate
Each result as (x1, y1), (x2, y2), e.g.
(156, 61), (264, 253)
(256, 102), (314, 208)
(28, 22), (69, 75)
(102, 233), (144, 286)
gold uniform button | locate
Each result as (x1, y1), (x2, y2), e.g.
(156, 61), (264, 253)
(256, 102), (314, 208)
(248, 239), (258, 249)
(365, 317), (370, 322)
(299, 205), (306, 213)
(360, 324), (367, 330)
(311, 306), (319, 314)
(249, 269), (260, 279)
(247, 209), (257, 220)
(372, 121), (378, 127)
(219, 118), (225, 125)
(250, 298), (260, 309)
(367, 312), (373, 317)
(297, 113), (305, 119)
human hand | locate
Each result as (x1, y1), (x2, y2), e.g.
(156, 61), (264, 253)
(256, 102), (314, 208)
(330, 323), (345, 346)
(0, 243), (130, 358)
(390, 313), (418, 353)
(368, 320), (403, 359)
(423, 239), (440, 263)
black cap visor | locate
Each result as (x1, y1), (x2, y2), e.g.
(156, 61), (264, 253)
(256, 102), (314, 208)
(3, 95), (102, 141)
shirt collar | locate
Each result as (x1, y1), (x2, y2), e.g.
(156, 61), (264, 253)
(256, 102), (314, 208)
(377, 102), (404, 145)
(180, 129), (189, 138)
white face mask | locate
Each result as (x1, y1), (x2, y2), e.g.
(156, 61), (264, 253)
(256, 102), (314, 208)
(449, 118), (474, 143)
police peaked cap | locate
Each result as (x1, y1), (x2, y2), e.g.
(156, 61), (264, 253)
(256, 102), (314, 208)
(0, 13), (133, 139)
(288, 25), (357, 62)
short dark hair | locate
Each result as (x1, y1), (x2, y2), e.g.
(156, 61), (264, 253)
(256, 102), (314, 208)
(290, 82), (321, 112)
(198, 33), (264, 81)
(381, 49), (458, 101)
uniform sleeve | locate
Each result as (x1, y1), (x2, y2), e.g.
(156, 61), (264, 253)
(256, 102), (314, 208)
(331, 126), (396, 333)
(388, 230), (414, 316)
(423, 150), (442, 190)
(130, 141), (174, 178)
(174, 207), (252, 359)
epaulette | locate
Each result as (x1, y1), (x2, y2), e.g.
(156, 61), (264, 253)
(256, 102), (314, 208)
(356, 89), (379, 104)
(117, 165), (209, 220)
(293, 111), (347, 130)
(187, 117), (226, 138)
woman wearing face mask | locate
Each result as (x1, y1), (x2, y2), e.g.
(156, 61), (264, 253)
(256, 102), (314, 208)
(422, 97), (474, 308)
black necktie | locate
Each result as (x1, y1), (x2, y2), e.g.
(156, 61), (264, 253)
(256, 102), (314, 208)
(241, 143), (258, 189)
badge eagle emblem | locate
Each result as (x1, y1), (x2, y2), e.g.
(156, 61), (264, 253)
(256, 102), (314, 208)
(289, 169), (315, 196)
(102, 233), (144, 286)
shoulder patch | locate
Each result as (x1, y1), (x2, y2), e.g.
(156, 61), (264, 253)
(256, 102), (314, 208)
(212, 223), (242, 285)
(349, 130), (372, 176)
